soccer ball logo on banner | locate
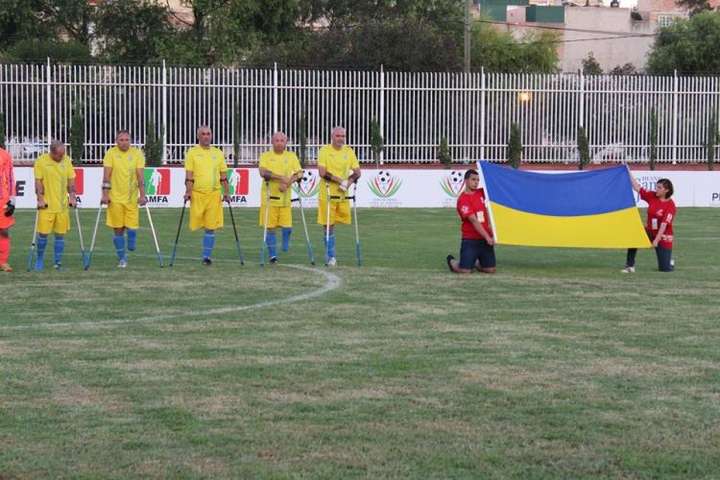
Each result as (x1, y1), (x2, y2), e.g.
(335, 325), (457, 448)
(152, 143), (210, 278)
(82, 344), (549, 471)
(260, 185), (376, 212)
(368, 170), (402, 198)
(293, 170), (319, 198)
(440, 170), (464, 198)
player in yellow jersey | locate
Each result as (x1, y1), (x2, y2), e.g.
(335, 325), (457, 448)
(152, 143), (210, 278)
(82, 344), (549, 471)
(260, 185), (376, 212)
(317, 126), (361, 266)
(33, 141), (77, 271)
(259, 131), (303, 263)
(183, 126), (230, 265)
(101, 130), (147, 268)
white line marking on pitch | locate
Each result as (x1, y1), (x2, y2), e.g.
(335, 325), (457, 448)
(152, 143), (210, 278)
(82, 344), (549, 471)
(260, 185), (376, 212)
(1, 264), (341, 331)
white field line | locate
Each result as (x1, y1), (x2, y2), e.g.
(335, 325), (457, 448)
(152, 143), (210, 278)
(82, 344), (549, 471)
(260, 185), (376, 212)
(1, 264), (341, 331)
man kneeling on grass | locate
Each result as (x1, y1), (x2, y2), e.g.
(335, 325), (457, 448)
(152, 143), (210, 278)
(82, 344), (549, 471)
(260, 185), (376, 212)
(447, 169), (496, 274)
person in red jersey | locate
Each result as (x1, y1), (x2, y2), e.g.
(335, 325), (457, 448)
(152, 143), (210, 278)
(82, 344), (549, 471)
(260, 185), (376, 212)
(0, 146), (16, 272)
(622, 174), (676, 273)
(447, 169), (496, 274)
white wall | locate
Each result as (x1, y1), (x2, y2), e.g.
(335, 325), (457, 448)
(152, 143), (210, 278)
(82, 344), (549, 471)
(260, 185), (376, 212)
(12, 167), (720, 209)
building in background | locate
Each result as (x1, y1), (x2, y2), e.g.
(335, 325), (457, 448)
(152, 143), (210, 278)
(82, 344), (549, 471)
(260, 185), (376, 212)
(477, 0), (719, 72)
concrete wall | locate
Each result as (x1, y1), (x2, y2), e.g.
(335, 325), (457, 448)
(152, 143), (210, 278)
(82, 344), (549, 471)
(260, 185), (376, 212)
(561, 7), (655, 72)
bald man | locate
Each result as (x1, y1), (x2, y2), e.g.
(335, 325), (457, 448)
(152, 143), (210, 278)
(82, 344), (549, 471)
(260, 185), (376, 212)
(258, 132), (303, 263)
(183, 126), (230, 265)
(317, 126), (361, 266)
(33, 141), (77, 270)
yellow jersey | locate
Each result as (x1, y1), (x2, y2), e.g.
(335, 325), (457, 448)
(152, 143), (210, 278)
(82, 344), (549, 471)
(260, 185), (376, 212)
(34, 154), (75, 213)
(259, 150), (302, 207)
(103, 146), (145, 204)
(318, 144), (359, 202)
(185, 145), (228, 194)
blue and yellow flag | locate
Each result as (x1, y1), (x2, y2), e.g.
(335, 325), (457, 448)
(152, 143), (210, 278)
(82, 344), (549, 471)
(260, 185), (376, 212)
(479, 162), (651, 249)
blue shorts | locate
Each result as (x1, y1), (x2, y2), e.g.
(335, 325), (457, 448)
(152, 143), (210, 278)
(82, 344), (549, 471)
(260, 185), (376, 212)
(459, 239), (496, 270)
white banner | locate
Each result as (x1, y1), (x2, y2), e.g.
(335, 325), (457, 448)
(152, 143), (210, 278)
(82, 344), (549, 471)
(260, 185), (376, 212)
(13, 167), (720, 208)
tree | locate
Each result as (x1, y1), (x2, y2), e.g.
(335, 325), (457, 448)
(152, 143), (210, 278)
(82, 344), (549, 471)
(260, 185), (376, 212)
(676, 0), (714, 16)
(144, 120), (163, 167)
(69, 98), (84, 165)
(4, 39), (92, 63)
(582, 52), (603, 76)
(233, 107), (241, 168)
(470, 23), (559, 74)
(649, 108), (658, 171)
(93, 0), (173, 64)
(707, 113), (718, 171)
(577, 126), (590, 170)
(438, 136), (451, 168)
(609, 63), (639, 75)
(252, 17), (462, 71)
(369, 118), (384, 166)
(507, 123), (522, 168)
(647, 12), (720, 75)
(297, 108), (308, 168)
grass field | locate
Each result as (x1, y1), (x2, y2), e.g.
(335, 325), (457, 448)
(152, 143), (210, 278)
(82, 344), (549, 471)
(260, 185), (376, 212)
(1, 207), (719, 479)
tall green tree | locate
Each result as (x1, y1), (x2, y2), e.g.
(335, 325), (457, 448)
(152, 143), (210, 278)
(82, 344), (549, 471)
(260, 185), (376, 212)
(93, 0), (173, 64)
(649, 108), (658, 171)
(508, 124), (522, 168)
(470, 23), (559, 74)
(676, 0), (714, 16)
(251, 17), (461, 71)
(582, 52), (603, 76)
(144, 120), (163, 167)
(647, 12), (720, 75)
(69, 98), (84, 165)
(577, 126), (590, 170)
(707, 113), (717, 171)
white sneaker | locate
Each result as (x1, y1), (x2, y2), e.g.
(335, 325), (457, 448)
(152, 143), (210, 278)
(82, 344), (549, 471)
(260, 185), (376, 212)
(327, 257), (337, 267)
(670, 259), (675, 268)
(621, 266), (635, 273)
(118, 259), (128, 268)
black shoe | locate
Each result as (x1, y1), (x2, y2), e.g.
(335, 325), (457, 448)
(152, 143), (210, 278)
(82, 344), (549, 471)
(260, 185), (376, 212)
(202, 257), (212, 266)
(446, 255), (455, 272)
(269, 256), (278, 264)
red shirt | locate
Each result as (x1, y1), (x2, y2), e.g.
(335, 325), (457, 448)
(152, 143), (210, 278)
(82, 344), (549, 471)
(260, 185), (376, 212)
(0, 148), (15, 203)
(457, 188), (493, 240)
(639, 188), (676, 249)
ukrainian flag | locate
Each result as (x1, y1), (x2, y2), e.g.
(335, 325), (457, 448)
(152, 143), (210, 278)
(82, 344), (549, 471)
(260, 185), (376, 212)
(479, 162), (651, 249)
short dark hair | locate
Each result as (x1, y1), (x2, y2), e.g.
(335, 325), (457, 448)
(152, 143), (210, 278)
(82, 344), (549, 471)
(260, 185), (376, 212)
(464, 169), (478, 180)
(657, 178), (674, 198)
(116, 129), (130, 137)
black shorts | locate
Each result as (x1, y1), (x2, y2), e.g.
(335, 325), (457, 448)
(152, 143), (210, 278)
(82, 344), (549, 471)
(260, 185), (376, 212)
(459, 238), (496, 270)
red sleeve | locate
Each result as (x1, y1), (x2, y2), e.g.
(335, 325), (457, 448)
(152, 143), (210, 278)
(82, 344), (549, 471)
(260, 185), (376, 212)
(662, 202), (676, 225)
(638, 188), (654, 203)
(8, 160), (15, 196)
(456, 194), (476, 220)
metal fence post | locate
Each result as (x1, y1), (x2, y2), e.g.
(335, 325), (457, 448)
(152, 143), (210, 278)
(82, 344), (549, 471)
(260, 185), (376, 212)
(479, 67), (486, 161)
(162, 59), (168, 164)
(379, 65), (385, 165)
(46, 58), (52, 145)
(273, 62), (279, 134)
(672, 69), (679, 163)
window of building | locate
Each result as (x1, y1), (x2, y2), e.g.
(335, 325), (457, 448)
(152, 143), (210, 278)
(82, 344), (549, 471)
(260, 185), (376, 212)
(657, 14), (680, 27)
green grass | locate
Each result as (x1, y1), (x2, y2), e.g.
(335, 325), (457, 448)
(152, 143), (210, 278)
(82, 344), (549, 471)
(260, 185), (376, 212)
(1, 207), (719, 479)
